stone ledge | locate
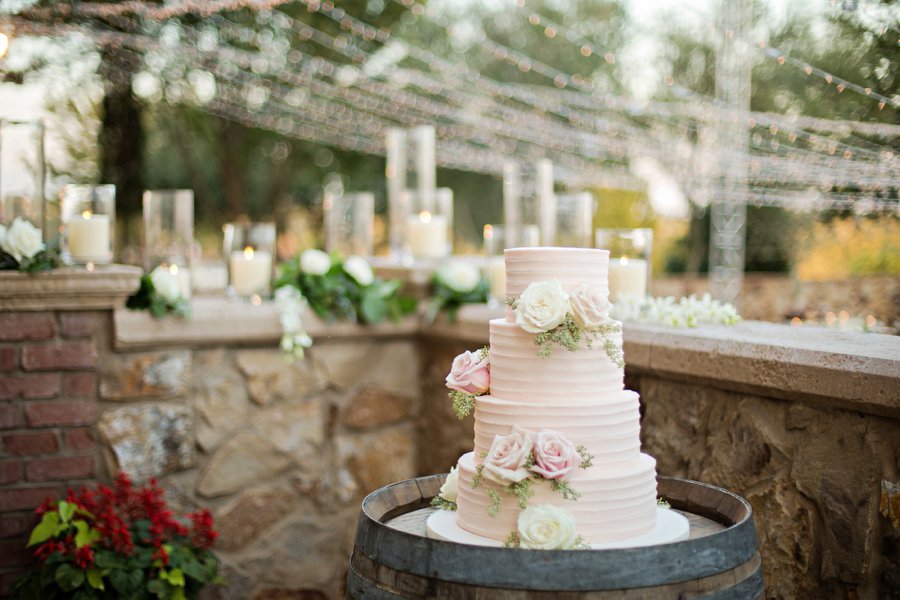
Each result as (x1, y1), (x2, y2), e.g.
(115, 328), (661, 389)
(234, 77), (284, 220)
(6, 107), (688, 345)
(420, 307), (900, 419)
(0, 265), (143, 311)
(623, 321), (900, 418)
(113, 296), (420, 351)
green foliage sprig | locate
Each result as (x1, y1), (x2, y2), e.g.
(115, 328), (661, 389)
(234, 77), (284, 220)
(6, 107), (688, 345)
(550, 480), (581, 502)
(449, 391), (476, 420)
(430, 496), (458, 511)
(275, 253), (416, 325)
(0, 247), (60, 273)
(531, 314), (624, 367)
(657, 498), (672, 509)
(126, 274), (191, 319)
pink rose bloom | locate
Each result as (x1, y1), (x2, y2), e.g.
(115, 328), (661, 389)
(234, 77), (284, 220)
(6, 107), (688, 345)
(530, 429), (579, 480)
(483, 426), (534, 485)
(569, 282), (613, 330)
(445, 350), (490, 395)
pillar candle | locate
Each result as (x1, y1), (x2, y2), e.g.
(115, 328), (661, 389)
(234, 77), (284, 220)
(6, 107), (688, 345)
(488, 256), (506, 304)
(607, 257), (648, 302)
(67, 211), (110, 262)
(230, 247), (273, 296)
(406, 212), (447, 259)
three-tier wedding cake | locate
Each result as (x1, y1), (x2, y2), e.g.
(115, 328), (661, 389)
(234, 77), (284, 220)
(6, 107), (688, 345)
(427, 247), (688, 549)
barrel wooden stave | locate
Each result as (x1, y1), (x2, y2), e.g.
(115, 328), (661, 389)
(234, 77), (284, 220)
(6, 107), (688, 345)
(348, 476), (764, 599)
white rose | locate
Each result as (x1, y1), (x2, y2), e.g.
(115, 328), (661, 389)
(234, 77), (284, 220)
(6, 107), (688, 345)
(1, 217), (44, 262)
(343, 255), (374, 286)
(438, 262), (480, 294)
(150, 266), (182, 302)
(514, 280), (569, 334)
(439, 466), (458, 503)
(569, 282), (613, 329)
(300, 248), (331, 275)
(482, 426), (534, 485)
(517, 504), (578, 550)
(0, 224), (7, 253)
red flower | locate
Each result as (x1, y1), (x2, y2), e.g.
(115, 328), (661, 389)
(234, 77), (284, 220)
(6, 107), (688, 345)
(73, 546), (94, 570)
(189, 509), (218, 550)
(33, 540), (66, 563)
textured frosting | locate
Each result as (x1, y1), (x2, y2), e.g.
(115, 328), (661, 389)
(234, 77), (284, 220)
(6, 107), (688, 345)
(453, 247), (659, 545)
(489, 319), (623, 403)
(504, 247), (610, 321)
(456, 452), (658, 543)
(473, 393), (641, 465)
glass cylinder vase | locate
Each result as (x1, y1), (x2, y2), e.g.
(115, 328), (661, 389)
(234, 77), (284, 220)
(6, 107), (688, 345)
(483, 223), (540, 307)
(595, 228), (653, 302)
(324, 191), (374, 258)
(555, 192), (594, 248)
(0, 119), (46, 234)
(404, 187), (453, 261)
(223, 222), (276, 298)
(143, 189), (194, 298)
(61, 185), (115, 265)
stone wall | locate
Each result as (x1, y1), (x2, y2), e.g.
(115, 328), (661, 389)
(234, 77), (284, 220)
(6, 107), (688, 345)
(102, 311), (420, 599)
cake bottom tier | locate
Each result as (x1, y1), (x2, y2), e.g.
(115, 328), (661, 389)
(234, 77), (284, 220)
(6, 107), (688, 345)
(455, 451), (659, 543)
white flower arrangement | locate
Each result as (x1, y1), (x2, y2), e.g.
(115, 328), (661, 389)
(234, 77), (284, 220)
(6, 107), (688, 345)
(149, 266), (184, 303)
(610, 293), (741, 328)
(0, 218), (44, 262)
(431, 466), (459, 511)
(508, 280), (624, 366)
(274, 285), (312, 359)
(299, 248), (331, 275)
(504, 504), (590, 550)
(437, 262), (481, 295)
(342, 255), (374, 286)
(471, 427), (593, 518)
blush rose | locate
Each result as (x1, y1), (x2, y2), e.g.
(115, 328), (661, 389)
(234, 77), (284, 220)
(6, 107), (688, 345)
(482, 426), (533, 485)
(569, 282), (613, 329)
(445, 349), (490, 395)
(530, 429), (579, 480)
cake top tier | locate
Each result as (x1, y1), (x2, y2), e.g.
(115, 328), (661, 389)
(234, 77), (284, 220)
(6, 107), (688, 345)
(504, 247), (610, 304)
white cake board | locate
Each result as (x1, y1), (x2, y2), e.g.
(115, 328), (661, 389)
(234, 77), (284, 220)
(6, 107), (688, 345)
(426, 507), (690, 550)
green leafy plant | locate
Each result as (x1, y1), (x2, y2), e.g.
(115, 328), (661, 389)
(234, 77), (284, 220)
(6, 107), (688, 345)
(425, 266), (489, 323)
(275, 253), (416, 325)
(126, 274), (191, 319)
(14, 473), (220, 600)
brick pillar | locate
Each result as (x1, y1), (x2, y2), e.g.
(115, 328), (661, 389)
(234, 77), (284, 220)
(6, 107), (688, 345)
(0, 267), (140, 595)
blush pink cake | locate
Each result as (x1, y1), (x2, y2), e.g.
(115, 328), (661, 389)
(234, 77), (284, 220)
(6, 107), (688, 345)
(453, 247), (659, 544)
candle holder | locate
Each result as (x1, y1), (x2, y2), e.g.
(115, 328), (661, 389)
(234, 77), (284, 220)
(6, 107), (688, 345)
(405, 188), (453, 261)
(60, 185), (115, 265)
(223, 222), (276, 298)
(0, 119), (46, 234)
(595, 228), (653, 302)
(143, 189), (194, 298)
(555, 192), (594, 247)
(324, 191), (374, 258)
(483, 224), (540, 307)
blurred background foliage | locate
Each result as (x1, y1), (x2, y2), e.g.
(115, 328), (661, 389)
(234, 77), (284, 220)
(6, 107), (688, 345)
(5, 0), (898, 276)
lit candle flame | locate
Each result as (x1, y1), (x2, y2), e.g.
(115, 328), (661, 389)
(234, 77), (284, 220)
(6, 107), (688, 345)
(619, 257), (629, 265)
(419, 211), (432, 224)
(0, 33), (9, 60)
(169, 264), (179, 275)
(483, 224), (494, 240)
(790, 317), (802, 327)
(243, 246), (255, 260)
(82, 210), (92, 220)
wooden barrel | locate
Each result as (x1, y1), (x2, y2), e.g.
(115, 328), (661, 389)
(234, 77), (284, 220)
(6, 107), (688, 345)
(347, 475), (763, 599)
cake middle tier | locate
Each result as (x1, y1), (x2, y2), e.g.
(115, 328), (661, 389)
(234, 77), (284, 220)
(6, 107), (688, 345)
(474, 392), (642, 465)
(489, 318), (624, 403)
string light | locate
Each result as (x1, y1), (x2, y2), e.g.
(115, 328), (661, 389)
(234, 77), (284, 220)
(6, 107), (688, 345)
(8, 0), (899, 216)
